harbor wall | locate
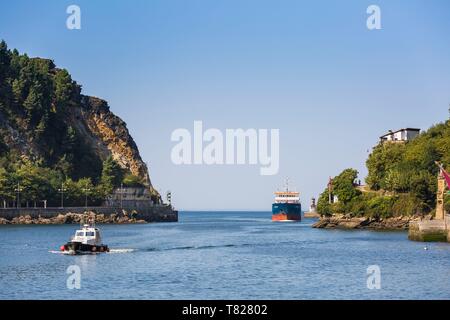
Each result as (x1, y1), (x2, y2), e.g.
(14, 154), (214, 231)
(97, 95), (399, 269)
(0, 205), (178, 223)
(408, 215), (449, 242)
(304, 212), (321, 218)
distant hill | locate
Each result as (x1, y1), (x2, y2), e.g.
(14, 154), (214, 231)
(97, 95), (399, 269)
(317, 118), (450, 218)
(0, 40), (159, 206)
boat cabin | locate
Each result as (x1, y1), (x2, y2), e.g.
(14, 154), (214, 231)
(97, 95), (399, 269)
(72, 224), (103, 246)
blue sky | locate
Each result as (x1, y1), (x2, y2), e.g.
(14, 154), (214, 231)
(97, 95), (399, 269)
(1, 0), (449, 210)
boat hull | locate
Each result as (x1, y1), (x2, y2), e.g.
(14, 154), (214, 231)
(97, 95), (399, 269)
(62, 242), (109, 255)
(272, 203), (301, 221)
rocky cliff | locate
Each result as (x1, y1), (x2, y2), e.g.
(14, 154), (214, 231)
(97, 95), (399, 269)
(0, 73), (152, 186)
(73, 95), (152, 186)
(0, 40), (158, 199)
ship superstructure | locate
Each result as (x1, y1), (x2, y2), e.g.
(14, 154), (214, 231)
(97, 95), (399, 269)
(272, 179), (301, 221)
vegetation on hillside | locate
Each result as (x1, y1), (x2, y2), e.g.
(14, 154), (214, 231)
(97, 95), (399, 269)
(317, 119), (450, 218)
(0, 40), (146, 207)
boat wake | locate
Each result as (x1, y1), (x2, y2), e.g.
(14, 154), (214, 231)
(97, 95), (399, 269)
(143, 243), (248, 252)
(49, 250), (66, 254)
(49, 250), (101, 255)
(142, 239), (313, 253)
(49, 248), (135, 255)
(108, 248), (135, 254)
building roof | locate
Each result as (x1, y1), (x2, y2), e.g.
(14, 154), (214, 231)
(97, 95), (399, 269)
(380, 128), (420, 138)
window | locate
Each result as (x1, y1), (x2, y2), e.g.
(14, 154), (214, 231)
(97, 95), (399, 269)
(76, 232), (84, 237)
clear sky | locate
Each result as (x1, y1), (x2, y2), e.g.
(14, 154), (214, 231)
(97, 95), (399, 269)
(1, 0), (449, 210)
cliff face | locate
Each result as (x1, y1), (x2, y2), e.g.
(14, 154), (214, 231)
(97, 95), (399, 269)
(73, 96), (152, 186)
(0, 92), (153, 187)
(0, 42), (155, 193)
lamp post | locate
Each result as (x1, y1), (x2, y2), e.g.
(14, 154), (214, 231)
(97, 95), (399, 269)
(14, 182), (23, 208)
(82, 185), (90, 209)
(58, 182), (67, 208)
(120, 183), (124, 209)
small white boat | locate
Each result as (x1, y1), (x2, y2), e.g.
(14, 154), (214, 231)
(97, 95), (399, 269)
(60, 217), (109, 255)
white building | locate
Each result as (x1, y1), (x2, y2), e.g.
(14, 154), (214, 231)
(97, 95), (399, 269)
(380, 128), (420, 143)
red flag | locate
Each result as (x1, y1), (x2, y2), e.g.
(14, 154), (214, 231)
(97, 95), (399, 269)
(436, 162), (450, 189)
(442, 167), (450, 190)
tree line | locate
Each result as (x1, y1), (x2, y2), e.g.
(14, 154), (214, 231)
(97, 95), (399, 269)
(0, 155), (146, 207)
(317, 119), (450, 218)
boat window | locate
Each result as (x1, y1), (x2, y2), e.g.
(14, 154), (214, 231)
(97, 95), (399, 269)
(76, 232), (84, 237)
(86, 232), (95, 237)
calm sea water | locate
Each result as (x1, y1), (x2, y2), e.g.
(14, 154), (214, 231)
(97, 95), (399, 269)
(0, 211), (449, 300)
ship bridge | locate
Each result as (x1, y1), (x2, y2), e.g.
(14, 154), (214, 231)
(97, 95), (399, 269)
(274, 191), (300, 204)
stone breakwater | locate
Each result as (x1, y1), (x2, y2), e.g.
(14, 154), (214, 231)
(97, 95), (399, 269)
(312, 214), (432, 230)
(0, 212), (145, 225)
(0, 206), (178, 225)
(408, 214), (450, 242)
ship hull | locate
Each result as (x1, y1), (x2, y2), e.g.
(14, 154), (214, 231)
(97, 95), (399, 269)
(272, 203), (301, 221)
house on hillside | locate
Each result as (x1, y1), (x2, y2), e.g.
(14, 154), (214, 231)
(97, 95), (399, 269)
(380, 128), (420, 143)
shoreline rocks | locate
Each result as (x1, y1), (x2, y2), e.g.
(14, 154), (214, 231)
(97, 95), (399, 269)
(312, 214), (431, 230)
(0, 211), (149, 225)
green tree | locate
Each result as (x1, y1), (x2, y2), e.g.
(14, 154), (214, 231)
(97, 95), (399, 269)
(35, 112), (49, 139)
(55, 154), (74, 179)
(23, 81), (45, 127)
(100, 156), (124, 194)
(11, 78), (26, 104)
(0, 40), (11, 105)
(122, 173), (144, 187)
(62, 125), (77, 155)
(409, 171), (435, 210)
(0, 136), (8, 156)
(0, 167), (14, 204)
(366, 143), (407, 190)
(15, 162), (58, 207)
(0, 40), (10, 75)
(366, 196), (396, 219)
(54, 69), (73, 110)
(317, 189), (332, 216)
(332, 168), (361, 204)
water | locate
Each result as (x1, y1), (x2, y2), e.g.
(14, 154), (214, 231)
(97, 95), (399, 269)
(0, 211), (449, 300)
